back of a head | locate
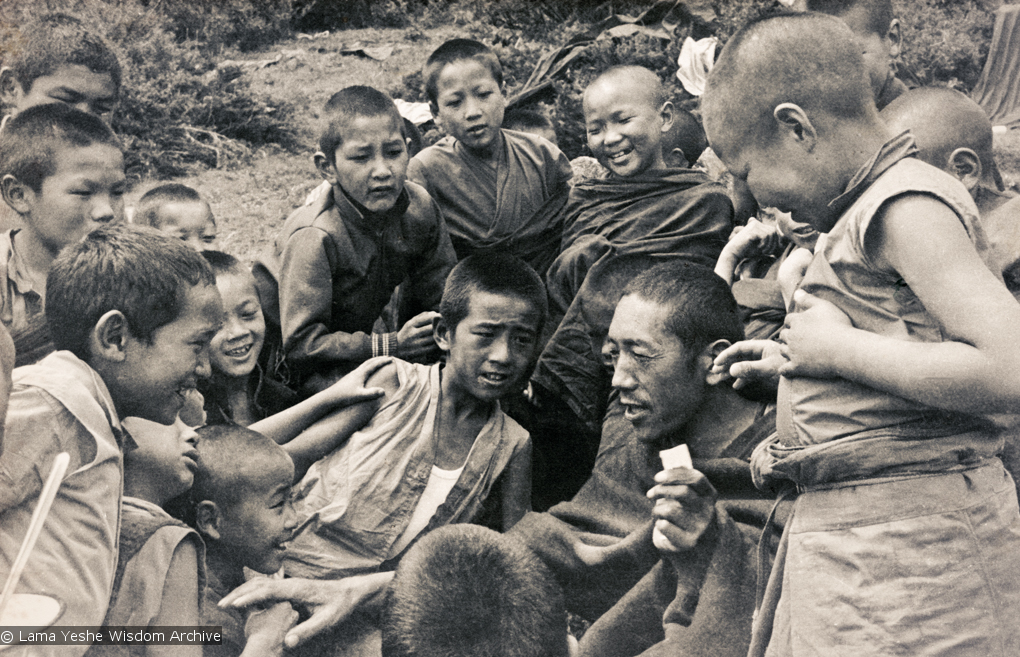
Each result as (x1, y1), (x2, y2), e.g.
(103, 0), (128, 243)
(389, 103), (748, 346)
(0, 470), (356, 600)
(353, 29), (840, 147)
(881, 87), (996, 177)
(702, 12), (875, 145)
(186, 423), (290, 521)
(624, 260), (743, 352)
(201, 249), (248, 279)
(46, 223), (215, 361)
(665, 109), (708, 167)
(0, 102), (119, 193)
(319, 85), (404, 166)
(423, 39), (503, 105)
(135, 183), (204, 228)
(440, 252), (548, 334)
(805, 0), (893, 36)
(382, 524), (569, 657)
(6, 13), (122, 96)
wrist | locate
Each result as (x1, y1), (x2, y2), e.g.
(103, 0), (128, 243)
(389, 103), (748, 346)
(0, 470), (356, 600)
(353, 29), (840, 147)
(372, 332), (399, 358)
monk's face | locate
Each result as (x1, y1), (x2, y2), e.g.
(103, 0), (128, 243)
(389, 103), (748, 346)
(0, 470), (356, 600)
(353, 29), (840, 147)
(584, 77), (669, 177)
(602, 294), (709, 446)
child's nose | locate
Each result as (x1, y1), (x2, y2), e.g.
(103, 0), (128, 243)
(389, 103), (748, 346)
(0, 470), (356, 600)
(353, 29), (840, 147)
(195, 347), (212, 380)
(487, 333), (511, 363)
(91, 196), (116, 223)
(283, 499), (299, 531)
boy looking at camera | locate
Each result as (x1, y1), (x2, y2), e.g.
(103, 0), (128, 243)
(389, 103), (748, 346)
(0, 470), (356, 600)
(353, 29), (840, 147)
(702, 13), (1020, 655)
(256, 86), (456, 392)
(408, 39), (572, 277)
(0, 224), (222, 656)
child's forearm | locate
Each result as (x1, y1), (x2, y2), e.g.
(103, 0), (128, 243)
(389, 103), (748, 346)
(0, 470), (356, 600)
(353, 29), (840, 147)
(283, 402), (379, 482)
(501, 442), (533, 531)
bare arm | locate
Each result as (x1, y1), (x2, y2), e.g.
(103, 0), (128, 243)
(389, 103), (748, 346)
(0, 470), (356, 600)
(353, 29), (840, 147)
(781, 195), (1020, 414)
(148, 539), (201, 657)
(500, 439), (532, 531)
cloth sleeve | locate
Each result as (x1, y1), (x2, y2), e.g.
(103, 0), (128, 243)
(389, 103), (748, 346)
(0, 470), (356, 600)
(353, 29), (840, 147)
(406, 196), (457, 313)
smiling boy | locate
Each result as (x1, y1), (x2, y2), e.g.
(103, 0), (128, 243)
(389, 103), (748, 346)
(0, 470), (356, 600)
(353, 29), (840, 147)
(256, 86), (457, 392)
(408, 39), (572, 277)
(0, 224), (221, 656)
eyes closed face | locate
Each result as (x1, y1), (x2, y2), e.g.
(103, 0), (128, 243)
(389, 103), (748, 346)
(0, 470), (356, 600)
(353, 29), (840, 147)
(439, 291), (542, 402)
(584, 78), (669, 177)
(210, 270), (266, 380)
(153, 201), (218, 251)
(22, 143), (126, 257)
(9, 64), (119, 119)
(433, 59), (506, 158)
(327, 114), (408, 215)
(125, 417), (200, 500)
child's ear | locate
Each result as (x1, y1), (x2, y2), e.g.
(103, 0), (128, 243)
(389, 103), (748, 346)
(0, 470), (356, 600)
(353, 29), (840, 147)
(702, 339), (732, 385)
(666, 147), (688, 169)
(948, 148), (982, 192)
(659, 100), (675, 135)
(773, 103), (816, 152)
(0, 67), (23, 110)
(90, 310), (130, 363)
(195, 500), (222, 541)
(313, 151), (338, 186)
(433, 315), (451, 352)
(0, 174), (33, 215)
(885, 19), (902, 60)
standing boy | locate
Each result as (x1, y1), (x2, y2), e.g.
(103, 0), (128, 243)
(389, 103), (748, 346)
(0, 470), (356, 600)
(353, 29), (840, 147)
(0, 224), (222, 656)
(703, 13), (1020, 655)
(408, 39), (573, 277)
(0, 103), (126, 366)
(256, 86), (457, 392)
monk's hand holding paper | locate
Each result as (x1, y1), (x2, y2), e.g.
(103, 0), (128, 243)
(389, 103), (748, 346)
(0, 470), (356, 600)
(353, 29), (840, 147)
(647, 466), (718, 552)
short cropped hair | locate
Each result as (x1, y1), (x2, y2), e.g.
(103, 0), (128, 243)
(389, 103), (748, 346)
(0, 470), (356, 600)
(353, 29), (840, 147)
(46, 223), (216, 361)
(318, 85), (405, 166)
(183, 424), (291, 520)
(135, 183), (208, 228)
(806, 0), (893, 36)
(702, 13), (873, 145)
(0, 103), (120, 193)
(440, 253), (548, 334)
(666, 109), (708, 167)
(623, 260), (743, 353)
(381, 525), (569, 657)
(201, 250), (247, 278)
(423, 39), (503, 105)
(6, 13), (122, 96)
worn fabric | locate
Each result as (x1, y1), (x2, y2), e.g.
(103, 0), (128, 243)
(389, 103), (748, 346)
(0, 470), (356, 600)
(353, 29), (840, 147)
(759, 461), (1020, 657)
(254, 183), (455, 383)
(0, 229), (54, 366)
(84, 497), (205, 657)
(0, 351), (127, 657)
(407, 129), (572, 276)
(285, 359), (530, 579)
(513, 398), (778, 657)
(199, 363), (302, 426)
(201, 567), (247, 657)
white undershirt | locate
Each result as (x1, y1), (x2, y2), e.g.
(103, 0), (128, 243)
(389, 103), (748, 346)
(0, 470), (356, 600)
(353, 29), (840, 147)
(387, 464), (464, 558)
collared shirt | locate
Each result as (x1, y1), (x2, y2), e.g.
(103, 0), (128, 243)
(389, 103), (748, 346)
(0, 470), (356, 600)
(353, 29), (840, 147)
(0, 229), (44, 332)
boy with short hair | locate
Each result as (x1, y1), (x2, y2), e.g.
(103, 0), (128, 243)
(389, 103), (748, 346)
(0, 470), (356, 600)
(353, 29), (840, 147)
(806, 0), (906, 110)
(0, 224), (222, 656)
(381, 524), (574, 657)
(702, 13), (1020, 655)
(0, 103), (126, 366)
(408, 39), (573, 277)
(134, 183), (218, 252)
(256, 85), (456, 392)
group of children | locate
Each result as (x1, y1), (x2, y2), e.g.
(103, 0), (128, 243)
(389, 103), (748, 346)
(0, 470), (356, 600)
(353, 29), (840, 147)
(2, 0), (1020, 655)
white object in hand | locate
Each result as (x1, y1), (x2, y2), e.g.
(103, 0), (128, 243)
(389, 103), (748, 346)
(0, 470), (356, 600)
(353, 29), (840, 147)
(653, 444), (693, 551)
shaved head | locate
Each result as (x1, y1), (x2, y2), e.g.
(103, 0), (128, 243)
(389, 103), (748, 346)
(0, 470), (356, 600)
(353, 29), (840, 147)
(703, 12), (875, 148)
(584, 66), (667, 111)
(192, 424), (293, 510)
(882, 87), (997, 184)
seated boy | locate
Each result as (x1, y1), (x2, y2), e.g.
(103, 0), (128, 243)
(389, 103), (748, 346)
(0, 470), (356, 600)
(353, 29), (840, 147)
(381, 524), (575, 657)
(0, 223), (222, 656)
(0, 12), (121, 232)
(256, 86), (456, 392)
(134, 183), (218, 251)
(408, 39), (573, 277)
(881, 87), (1020, 289)
(702, 13), (1020, 655)
(0, 103), (127, 367)
(278, 253), (543, 653)
(806, 0), (907, 110)
(528, 66), (732, 506)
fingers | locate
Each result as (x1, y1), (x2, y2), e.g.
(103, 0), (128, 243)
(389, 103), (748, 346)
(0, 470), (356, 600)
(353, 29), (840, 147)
(354, 356), (393, 378)
(712, 339), (769, 373)
(284, 606), (352, 649)
(647, 467), (717, 501)
(220, 578), (292, 609)
(409, 311), (441, 328)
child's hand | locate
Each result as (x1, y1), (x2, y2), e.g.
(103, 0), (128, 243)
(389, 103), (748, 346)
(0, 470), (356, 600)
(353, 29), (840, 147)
(396, 311), (441, 361)
(243, 601), (298, 656)
(322, 357), (393, 407)
(714, 218), (781, 285)
(646, 467), (718, 552)
(777, 246), (813, 311)
(712, 339), (787, 391)
(779, 290), (853, 379)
